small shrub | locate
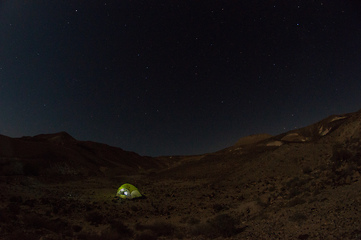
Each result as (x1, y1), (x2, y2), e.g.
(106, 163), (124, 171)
(213, 203), (229, 213)
(135, 221), (175, 237)
(350, 153), (361, 166)
(23, 214), (69, 234)
(45, 218), (69, 233)
(190, 222), (213, 237)
(7, 203), (20, 215)
(73, 225), (82, 232)
(86, 211), (104, 226)
(135, 230), (157, 240)
(330, 145), (353, 170)
(100, 228), (123, 240)
(256, 198), (269, 208)
(286, 177), (309, 188)
(7, 231), (40, 240)
(109, 219), (133, 237)
(302, 166), (312, 174)
(9, 195), (23, 203)
(342, 163), (357, 177)
(78, 230), (128, 240)
(312, 188), (321, 196)
(191, 214), (242, 238)
(1, 161), (24, 175)
(289, 212), (308, 223)
(287, 197), (306, 207)
(298, 234), (310, 239)
(0, 207), (16, 223)
(23, 214), (48, 229)
(187, 217), (200, 225)
(77, 232), (102, 240)
(23, 163), (40, 176)
(288, 187), (303, 199)
(210, 214), (240, 237)
(24, 199), (37, 207)
(350, 229), (361, 239)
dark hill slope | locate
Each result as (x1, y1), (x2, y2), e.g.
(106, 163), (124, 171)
(0, 132), (164, 177)
(157, 109), (361, 182)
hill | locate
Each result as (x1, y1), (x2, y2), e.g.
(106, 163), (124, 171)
(1, 109), (361, 239)
(0, 132), (164, 177)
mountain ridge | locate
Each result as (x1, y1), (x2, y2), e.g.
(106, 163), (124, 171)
(0, 131), (165, 177)
(1, 109), (361, 239)
(1, 109), (360, 178)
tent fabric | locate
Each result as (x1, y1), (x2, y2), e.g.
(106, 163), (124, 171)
(117, 183), (142, 199)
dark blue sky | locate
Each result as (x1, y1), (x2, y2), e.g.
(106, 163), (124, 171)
(1, 0), (361, 156)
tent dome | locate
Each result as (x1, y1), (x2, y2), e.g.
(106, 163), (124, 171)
(117, 183), (142, 199)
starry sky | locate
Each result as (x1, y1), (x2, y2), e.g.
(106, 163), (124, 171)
(1, 1), (361, 156)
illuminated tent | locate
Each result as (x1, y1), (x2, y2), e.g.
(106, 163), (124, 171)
(116, 183), (142, 199)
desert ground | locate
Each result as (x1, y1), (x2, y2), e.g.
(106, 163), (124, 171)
(1, 110), (361, 239)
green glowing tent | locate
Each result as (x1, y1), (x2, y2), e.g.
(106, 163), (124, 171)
(116, 183), (142, 199)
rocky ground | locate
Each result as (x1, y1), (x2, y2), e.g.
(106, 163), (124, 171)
(1, 110), (361, 239)
(1, 145), (361, 239)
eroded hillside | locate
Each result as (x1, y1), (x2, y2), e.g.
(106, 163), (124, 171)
(1, 110), (361, 239)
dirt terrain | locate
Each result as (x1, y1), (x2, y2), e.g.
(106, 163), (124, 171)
(1, 109), (361, 239)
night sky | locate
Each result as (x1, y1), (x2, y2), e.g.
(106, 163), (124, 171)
(1, 1), (361, 156)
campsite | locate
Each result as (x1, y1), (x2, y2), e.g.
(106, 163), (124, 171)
(2, 0), (361, 238)
(1, 109), (361, 239)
